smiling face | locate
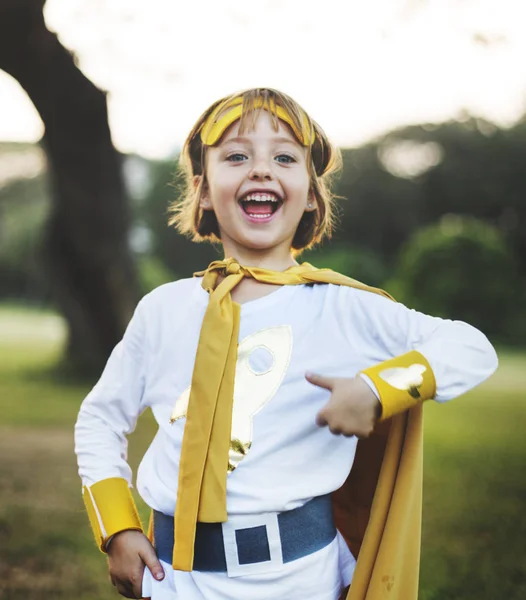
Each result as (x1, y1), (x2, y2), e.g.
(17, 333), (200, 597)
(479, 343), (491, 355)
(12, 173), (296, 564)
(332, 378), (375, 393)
(199, 111), (315, 262)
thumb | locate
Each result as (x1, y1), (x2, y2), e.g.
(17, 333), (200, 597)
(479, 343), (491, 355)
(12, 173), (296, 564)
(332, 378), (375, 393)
(305, 371), (335, 391)
(139, 541), (165, 581)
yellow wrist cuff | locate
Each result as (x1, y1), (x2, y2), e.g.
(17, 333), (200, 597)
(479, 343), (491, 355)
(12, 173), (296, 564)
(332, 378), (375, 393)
(360, 350), (436, 421)
(82, 477), (143, 551)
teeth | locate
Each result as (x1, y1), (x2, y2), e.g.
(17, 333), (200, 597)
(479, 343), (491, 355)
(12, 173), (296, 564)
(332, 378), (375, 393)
(243, 193), (279, 202)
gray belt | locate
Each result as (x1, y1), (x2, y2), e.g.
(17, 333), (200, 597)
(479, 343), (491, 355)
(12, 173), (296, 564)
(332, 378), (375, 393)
(154, 494), (336, 576)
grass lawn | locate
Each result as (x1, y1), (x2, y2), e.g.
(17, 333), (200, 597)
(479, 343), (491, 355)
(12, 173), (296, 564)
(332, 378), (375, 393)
(0, 307), (525, 599)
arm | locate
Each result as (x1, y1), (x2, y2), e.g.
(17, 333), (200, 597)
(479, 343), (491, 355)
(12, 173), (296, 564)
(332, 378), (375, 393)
(307, 288), (498, 436)
(74, 299), (164, 597)
(75, 299), (149, 547)
(354, 292), (499, 419)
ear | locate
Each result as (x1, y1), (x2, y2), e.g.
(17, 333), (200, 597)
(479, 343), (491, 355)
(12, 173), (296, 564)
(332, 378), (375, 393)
(305, 190), (317, 212)
(195, 176), (213, 210)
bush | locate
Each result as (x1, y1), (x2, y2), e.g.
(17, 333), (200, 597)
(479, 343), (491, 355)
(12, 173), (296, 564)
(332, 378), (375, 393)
(137, 255), (176, 294)
(303, 244), (388, 288)
(389, 216), (523, 342)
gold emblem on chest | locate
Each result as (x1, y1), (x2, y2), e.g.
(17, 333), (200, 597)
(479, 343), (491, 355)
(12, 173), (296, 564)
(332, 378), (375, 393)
(170, 325), (293, 472)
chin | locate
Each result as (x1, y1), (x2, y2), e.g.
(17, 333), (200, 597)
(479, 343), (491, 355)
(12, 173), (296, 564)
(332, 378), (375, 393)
(238, 232), (290, 251)
(220, 221), (296, 254)
(239, 239), (279, 252)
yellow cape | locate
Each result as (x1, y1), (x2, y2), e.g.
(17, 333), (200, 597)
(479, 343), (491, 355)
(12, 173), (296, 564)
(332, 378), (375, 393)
(334, 408), (422, 599)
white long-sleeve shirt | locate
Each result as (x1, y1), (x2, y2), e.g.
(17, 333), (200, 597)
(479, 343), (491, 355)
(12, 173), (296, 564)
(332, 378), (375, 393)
(75, 277), (498, 600)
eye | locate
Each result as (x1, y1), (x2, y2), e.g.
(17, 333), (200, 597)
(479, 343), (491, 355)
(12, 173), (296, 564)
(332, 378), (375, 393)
(226, 153), (248, 162)
(275, 154), (296, 164)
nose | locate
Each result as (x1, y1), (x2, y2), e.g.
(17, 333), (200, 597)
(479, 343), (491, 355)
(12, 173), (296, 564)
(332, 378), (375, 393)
(249, 157), (273, 181)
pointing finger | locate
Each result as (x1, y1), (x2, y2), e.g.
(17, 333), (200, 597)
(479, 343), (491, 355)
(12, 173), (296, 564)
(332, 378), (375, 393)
(305, 372), (335, 391)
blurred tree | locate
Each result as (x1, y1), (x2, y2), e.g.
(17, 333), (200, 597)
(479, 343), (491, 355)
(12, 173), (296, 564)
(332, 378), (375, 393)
(333, 143), (422, 264)
(335, 118), (526, 277)
(417, 120), (526, 275)
(140, 160), (218, 278)
(0, 0), (139, 372)
(0, 170), (50, 301)
(389, 216), (522, 342)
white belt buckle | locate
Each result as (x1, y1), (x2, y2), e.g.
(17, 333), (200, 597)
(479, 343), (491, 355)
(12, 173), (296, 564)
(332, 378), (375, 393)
(221, 512), (284, 578)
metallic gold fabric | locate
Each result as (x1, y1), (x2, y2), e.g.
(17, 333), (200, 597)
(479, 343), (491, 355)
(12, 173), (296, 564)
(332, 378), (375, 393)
(360, 350), (436, 421)
(171, 325), (293, 472)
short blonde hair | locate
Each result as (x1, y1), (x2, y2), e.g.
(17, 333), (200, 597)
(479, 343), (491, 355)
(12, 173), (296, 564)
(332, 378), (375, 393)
(169, 88), (341, 251)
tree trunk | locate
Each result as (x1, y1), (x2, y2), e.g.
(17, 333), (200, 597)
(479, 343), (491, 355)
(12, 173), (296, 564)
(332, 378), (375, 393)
(0, 0), (139, 373)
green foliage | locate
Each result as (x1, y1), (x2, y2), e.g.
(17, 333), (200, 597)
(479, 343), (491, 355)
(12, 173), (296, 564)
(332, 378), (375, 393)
(336, 117), (526, 279)
(303, 243), (388, 287)
(137, 254), (176, 294)
(421, 377), (526, 600)
(139, 160), (219, 278)
(0, 170), (51, 301)
(334, 143), (422, 264)
(390, 216), (521, 341)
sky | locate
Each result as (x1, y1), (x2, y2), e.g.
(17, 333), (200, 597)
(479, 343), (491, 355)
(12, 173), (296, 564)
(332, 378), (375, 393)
(1, 0), (526, 159)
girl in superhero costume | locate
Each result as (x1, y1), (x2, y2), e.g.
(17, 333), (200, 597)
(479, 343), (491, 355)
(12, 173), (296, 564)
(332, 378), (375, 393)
(75, 88), (498, 600)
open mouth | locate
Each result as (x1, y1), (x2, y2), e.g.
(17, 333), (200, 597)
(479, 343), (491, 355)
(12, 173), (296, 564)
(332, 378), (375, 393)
(239, 192), (282, 220)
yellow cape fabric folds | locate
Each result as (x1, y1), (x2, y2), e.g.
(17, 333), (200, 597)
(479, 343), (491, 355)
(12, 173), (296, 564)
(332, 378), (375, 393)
(173, 257), (424, 600)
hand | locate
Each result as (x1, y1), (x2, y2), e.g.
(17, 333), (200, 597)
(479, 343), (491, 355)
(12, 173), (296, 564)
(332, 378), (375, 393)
(107, 530), (164, 599)
(306, 373), (381, 438)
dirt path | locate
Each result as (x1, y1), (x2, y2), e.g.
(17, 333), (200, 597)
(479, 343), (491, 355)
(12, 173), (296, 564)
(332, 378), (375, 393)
(0, 426), (78, 510)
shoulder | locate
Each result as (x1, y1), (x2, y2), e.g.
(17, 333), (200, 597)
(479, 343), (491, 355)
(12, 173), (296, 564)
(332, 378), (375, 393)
(127, 277), (204, 348)
(326, 282), (400, 316)
(138, 277), (201, 313)
(294, 280), (401, 323)
(322, 283), (419, 353)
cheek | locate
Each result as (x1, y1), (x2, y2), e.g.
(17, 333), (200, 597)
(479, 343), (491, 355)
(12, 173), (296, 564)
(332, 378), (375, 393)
(211, 190), (238, 215)
(207, 172), (240, 206)
(294, 168), (310, 191)
(289, 176), (311, 206)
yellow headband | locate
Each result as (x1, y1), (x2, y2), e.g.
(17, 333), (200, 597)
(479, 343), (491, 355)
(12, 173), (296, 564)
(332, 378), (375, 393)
(199, 96), (316, 147)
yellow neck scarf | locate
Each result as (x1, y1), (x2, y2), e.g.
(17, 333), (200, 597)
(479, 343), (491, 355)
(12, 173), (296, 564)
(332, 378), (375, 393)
(173, 258), (422, 600)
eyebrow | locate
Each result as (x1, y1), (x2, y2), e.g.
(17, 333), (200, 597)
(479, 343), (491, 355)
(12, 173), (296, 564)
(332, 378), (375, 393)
(221, 135), (299, 146)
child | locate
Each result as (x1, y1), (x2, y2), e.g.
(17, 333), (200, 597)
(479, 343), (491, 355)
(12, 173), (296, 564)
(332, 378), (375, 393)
(75, 88), (498, 600)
